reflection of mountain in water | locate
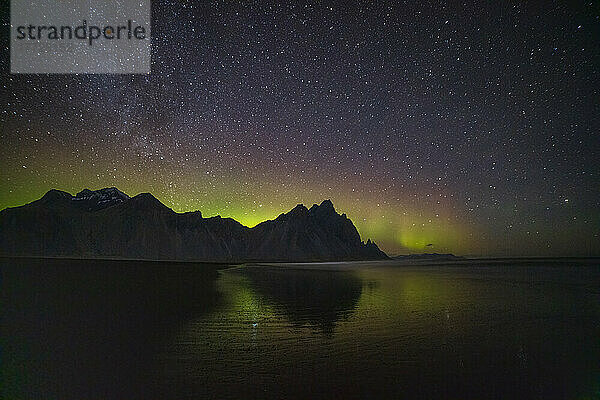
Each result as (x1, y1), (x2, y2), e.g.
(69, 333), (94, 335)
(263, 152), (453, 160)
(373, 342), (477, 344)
(241, 267), (363, 335)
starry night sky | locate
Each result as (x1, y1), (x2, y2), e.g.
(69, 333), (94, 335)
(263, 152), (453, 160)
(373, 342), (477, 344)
(1, 1), (599, 256)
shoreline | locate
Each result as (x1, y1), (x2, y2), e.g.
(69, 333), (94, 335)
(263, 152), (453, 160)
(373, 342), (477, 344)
(2, 255), (599, 271)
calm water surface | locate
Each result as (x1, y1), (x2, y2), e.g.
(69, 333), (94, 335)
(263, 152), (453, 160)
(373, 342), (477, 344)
(2, 258), (599, 399)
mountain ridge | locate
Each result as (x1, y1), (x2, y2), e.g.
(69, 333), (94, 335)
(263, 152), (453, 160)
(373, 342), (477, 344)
(0, 188), (388, 262)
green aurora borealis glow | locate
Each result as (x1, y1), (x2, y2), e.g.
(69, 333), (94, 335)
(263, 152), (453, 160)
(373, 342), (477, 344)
(1, 2), (599, 256)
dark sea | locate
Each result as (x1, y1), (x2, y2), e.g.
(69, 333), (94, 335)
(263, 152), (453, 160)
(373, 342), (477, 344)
(2, 257), (599, 399)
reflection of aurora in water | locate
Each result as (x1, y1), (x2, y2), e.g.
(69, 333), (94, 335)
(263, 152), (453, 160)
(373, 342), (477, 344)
(161, 261), (600, 400)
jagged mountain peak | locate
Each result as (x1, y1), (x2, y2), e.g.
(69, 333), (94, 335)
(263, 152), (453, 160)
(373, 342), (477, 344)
(72, 187), (130, 211)
(290, 203), (309, 214)
(273, 200), (344, 223)
(75, 187), (130, 200)
(308, 199), (338, 218)
(0, 191), (388, 261)
(274, 204), (308, 221)
(318, 199), (334, 210)
(41, 189), (72, 201)
(127, 192), (173, 212)
(33, 189), (74, 209)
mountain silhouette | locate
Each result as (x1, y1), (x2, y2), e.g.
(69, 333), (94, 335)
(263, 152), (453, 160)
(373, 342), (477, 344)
(0, 188), (388, 262)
